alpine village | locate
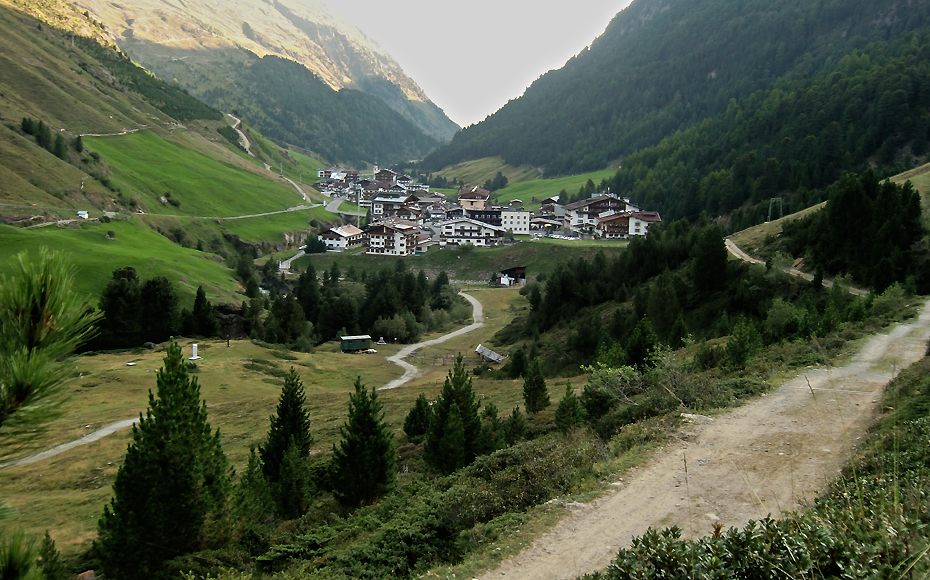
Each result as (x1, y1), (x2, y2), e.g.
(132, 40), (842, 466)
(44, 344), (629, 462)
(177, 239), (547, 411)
(4, 1), (930, 580)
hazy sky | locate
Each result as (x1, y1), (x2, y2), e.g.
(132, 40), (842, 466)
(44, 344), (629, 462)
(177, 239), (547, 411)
(331, 0), (635, 128)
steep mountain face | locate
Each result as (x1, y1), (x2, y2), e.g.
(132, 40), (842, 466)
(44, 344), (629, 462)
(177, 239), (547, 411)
(68, 0), (458, 143)
(422, 0), (930, 176)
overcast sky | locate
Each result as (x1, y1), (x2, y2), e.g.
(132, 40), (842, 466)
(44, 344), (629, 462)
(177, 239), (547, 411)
(331, 0), (635, 128)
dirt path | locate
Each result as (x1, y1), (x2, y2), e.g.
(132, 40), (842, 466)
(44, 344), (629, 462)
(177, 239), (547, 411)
(725, 239), (869, 296)
(477, 298), (930, 580)
(383, 292), (483, 389)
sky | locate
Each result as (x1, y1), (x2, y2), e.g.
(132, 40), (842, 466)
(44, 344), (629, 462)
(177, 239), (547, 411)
(331, 0), (635, 128)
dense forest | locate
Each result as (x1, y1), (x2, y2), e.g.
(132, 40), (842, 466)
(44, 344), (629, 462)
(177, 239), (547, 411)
(200, 55), (440, 166)
(422, 0), (930, 176)
(608, 31), (930, 227)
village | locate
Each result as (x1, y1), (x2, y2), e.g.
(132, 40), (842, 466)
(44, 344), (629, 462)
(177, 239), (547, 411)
(314, 165), (662, 257)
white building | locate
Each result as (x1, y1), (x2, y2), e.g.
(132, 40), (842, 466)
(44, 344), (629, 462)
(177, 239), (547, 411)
(366, 222), (418, 256)
(440, 217), (505, 247)
(501, 209), (531, 234)
(319, 224), (365, 252)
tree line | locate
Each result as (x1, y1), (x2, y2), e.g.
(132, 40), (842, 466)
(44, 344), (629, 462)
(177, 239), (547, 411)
(607, 30), (930, 228)
(421, 0), (930, 176)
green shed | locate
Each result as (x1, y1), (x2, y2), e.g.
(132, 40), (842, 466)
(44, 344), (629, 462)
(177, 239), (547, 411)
(340, 335), (372, 352)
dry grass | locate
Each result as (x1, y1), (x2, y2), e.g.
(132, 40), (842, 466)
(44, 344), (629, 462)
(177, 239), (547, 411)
(0, 287), (530, 556)
(728, 201), (826, 256)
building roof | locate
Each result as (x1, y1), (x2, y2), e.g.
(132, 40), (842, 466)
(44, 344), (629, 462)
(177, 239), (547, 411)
(441, 216), (506, 232)
(458, 186), (490, 199)
(333, 224), (364, 237)
(562, 194), (620, 212)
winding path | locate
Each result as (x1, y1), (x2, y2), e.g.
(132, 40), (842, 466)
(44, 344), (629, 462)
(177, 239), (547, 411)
(383, 292), (483, 389)
(1, 293), (485, 467)
(726, 238), (869, 296)
(474, 298), (930, 580)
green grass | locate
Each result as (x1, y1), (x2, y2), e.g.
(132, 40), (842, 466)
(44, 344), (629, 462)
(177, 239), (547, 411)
(84, 131), (305, 217)
(0, 287), (527, 557)
(491, 168), (619, 211)
(432, 157), (541, 187)
(292, 239), (629, 281)
(0, 218), (240, 304)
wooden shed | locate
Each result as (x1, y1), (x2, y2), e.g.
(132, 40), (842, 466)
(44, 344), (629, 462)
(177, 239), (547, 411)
(340, 335), (372, 352)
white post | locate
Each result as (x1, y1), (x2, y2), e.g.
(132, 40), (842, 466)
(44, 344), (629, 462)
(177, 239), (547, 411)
(189, 344), (202, 360)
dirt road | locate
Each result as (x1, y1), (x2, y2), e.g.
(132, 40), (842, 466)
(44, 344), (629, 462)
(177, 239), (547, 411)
(477, 298), (930, 580)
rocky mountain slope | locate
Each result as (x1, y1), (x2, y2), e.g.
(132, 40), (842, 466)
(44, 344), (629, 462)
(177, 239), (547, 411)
(68, 0), (458, 142)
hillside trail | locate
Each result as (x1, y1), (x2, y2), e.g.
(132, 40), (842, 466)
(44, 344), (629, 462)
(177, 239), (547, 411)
(1, 293), (485, 468)
(726, 239), (869, 296)
(383, 292), (483, 389)
(475, 298), (930, 580)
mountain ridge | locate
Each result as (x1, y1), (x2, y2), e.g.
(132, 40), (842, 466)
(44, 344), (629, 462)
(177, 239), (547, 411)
(69, 0), (459, 142)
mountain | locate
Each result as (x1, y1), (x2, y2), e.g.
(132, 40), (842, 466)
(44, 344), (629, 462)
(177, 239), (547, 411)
(422, 0), (930, 176)
(63, 0), (458, 144)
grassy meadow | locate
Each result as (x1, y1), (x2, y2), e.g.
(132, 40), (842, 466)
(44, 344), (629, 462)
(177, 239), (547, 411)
(0, 286), (551, 557)
(84, 131), (308, 218)
(0, 218), (240, 304)
(292, 237), (630, 282)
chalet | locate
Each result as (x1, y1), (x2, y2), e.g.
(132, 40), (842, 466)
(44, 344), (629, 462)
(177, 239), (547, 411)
(395, 205), (425, 225)
(372, 194), (418, 217)
(563, 194), (626, 231)
(595, 211), (662, 239)
(465, 207), (502, 227)
(440, 217), (505, 247)
(458, 186), (491, 210)
(366, 222), (418, 256)
(319, 224), (365, 251)
(374, 168), (397, 184)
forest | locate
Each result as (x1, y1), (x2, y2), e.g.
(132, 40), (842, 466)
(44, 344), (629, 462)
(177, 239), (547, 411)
(607, 30), (930, 228)
(421, 0), (930, 177)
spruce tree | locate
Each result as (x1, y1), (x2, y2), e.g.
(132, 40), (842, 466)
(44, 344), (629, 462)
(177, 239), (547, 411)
(97, 339), (232, 579)
(37, 531), (67, 580)
(277, 440), (312, 519)
(232, 447), (275, 524)
(331, 377), (395, 507)
(554, 382), (584, 432)
(503, 406), (527, 445)
(403, 393), (432, 440)
(522, 358), (550, 414)
(424, 355), (482, 473)
(260, 368), (313, 483)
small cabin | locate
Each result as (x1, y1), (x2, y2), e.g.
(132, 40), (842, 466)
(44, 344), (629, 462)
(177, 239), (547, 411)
(340, 335), (372, 352)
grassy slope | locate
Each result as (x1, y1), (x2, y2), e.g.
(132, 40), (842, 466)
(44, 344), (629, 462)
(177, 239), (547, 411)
(84, 131), (305, 217)
(493, 168), (618, 210)
(0, 286), (529, 555)
(432, 157), (541, 187)
(0, 218), (240, 304)
(294, 238), (629, 282)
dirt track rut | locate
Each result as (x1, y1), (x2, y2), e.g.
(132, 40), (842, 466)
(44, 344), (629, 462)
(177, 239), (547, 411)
(477, 298), (930, 580)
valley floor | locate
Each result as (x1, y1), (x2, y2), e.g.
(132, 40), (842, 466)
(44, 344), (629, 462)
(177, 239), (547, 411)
(475, 297), (930, 580)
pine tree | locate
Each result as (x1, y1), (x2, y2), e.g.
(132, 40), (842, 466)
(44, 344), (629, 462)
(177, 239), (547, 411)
(522, 358), (550, 414)
(232, 447), (275, 524)
(554, 382), (583, 433)
(187, 285), (220, 337)
(503, 406), (527, 445)
(330, 377), (395, 507)
(277, 440), (312, 519)
(424, 355), (482, 473)
(53, 134), (67, 160)
(74, 134), (84, 153)
(260, 368), (313, 483)
(403, 393), (432, 440)
(37, 531), (67, 580)
(97, 339), (232, 579)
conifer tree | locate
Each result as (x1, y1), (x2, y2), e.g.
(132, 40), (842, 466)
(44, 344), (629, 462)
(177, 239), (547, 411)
(260, 368), (313, 483)
(186, 285), (220, 337)
(424, 355), (482, 473)
(403, 393), (432, 440)
(522, 358), (550, 414)
(232, 447), (275, 524)
(331, 377), (395, 507)
(37, 531), (67, 580)
(277, 440), (312, 519)
(503, 406), (527, 445)
(554, 382), (583, 432)
(97, 339), (232, 579)
(53, 134), (67, 160)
